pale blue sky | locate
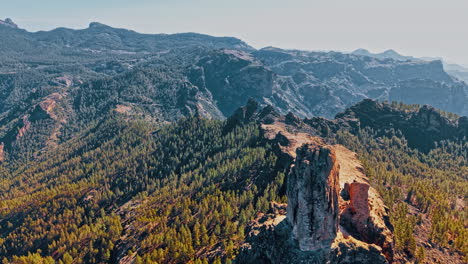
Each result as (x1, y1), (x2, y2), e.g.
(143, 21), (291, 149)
(2, 0), (468, 66)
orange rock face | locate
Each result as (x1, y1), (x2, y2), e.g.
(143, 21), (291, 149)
(0, 142), (4, 162)
(336, 145), (394, 262)
(17, 115), (31, 139)
(241, 119), (395, 263)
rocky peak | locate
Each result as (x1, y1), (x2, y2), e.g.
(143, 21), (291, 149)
(237, 117), (394, 263)
(226, 100), (281, 130)
(352, 48), (371, 56)
(352, 48), (414, 62)
(0, 18), (18, 29)
(88, 22), (109, 28)
(287, 144), (340, 251)
(226, 99), (260, 126)
(284, 112), (302, 127)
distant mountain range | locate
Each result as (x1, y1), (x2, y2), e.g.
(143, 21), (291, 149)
(0, 18), (467, 264)
(1, 18), (468, 160)
(0, 18), (18, 29)
(351, 48), (468, 83)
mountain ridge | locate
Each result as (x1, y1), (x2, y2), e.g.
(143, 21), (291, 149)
(351, 48), (468, 83)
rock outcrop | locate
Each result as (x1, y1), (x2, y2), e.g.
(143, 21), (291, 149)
(287, 144), (340, 251)
(0, 18), (18, 29)
(0, 142), (4, 162)
(236, 116), (394, 264)
(336, 99), (468, 151)
(335, 145), (394, 262)
(193, 49), (275, 116)
(389, 79), (467, 116)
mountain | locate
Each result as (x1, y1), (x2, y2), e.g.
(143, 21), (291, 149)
(441, 63), (468, 83)
(0, 20), (467, 264)
(235, 107), (394, 263)
(1, 99), (466, 263)
(0, 18), (18, 29)
(1, 19), (467, 180)
(0, 19), (252, 73)
(1, 20), (467, 164)
(352, 48), (416, 61)
(32, 22), (253, 53)
(352, 49), (468, 84)
(254, 47), (468, 117)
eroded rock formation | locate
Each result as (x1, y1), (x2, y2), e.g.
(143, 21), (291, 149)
(287, 144), (340, 251)
(237, 116), (394, 264)
(335, 145), (394, 262)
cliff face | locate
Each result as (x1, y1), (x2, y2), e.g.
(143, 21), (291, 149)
(335, 145), (394, 262)
(236, 116), (394, 264)
(389, 79), (467, 115)
(253, 47), (468, 118)
(193, 50), (275, 116)
(287, 144), (340, 251)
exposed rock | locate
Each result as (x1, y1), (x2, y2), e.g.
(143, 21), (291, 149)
(287, 144), (340, 251)
(336, 99), (468, 151)
(237, 118), (394, 263)
(0, 96), (58, 159)
(238, 201), (387, 264)
(251, 47), (467, 118)
(285, 112), (302, 127)
(195, 49), (275, 116)
(0, 142), (4, 162)
(0, 18), (18, 29)
(389, 79), (467, 115)
(51, 76), (74, 87)
(335, 145), (394, 262)
(226, 99), (281, 131)
(17, 115), (31, 139)
(261, 121), (324, 159)
(228, 99), (260, 125)
(2, 20), (468, 123)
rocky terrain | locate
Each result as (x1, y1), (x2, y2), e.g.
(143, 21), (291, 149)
(235, 108), (394, 264)
(0, 19), (467, 264)
(0, 97), (466, 263)
(352, 48), (468, 84)
(334, 99), (468, 151)
(0, 18), (17, 29)
(2, 19), (468, 163)
(226, 100), (466, 264)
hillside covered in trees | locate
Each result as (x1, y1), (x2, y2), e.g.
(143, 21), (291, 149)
(0, 19), (467, 264)
(1, 99), (467, 264)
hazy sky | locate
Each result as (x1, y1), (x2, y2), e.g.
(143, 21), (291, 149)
(2, 0), (468, 66)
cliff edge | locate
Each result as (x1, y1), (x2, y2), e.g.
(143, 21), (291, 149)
(236, 116), (394, 264)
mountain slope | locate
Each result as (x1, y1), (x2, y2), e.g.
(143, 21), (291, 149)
(0, 112), (287, 264)
(0, 21), (467, 264)
(1, 100), (466, 264)
(253, 47), (468, 118)
(351, 48), (468, 84)
(0, 19), (252, 67)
